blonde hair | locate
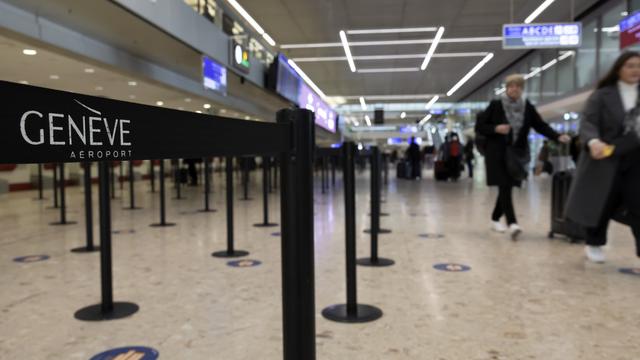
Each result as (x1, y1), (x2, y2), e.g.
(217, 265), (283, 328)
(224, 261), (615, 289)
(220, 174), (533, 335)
(505, 74), (525, 88)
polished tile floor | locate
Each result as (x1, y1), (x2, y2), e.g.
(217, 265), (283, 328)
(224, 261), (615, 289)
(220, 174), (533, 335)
(1, 166), (639, 359)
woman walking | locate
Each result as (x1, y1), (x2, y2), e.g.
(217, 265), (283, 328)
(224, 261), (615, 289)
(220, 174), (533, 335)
(476, 74), (570, 240)
(566, 52), (640, 263)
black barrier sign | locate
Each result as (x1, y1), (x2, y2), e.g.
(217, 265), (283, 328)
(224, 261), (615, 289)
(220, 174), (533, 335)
(0, 81), (290, 164)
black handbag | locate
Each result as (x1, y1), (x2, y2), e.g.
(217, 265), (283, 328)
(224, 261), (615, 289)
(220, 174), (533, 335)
(505, 146), (530, 181)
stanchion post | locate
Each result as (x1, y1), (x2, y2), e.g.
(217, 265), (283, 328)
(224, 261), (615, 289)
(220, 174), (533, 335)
(321, 156), (327, 194)
(278, 109), (316, 360)
(51, 162), (76, 225)
(74, 161), (139, 321)
(198, 158), (216, 213)
(72, 162), (99, 253)
(149, 160), (156, 193)
(212, 156), (248, 258)
(36, 163), (44, 200)
(52, 163), (59, 208)
(254, 156), (278, 227)
(150, 160), (175, 227)
(110, 162), (117, 199)
(174, 160), (184, 200)
(125, 161), (141, 210)
(358, 146), (394, 267)
(322, 142), (383, 323)
(240, 157), (251, 200)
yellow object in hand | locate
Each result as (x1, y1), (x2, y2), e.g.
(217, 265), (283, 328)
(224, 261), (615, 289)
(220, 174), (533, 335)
(602, 145), (615, 158)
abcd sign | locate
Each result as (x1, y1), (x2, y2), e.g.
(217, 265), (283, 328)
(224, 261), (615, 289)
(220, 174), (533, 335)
(503, 23), (582, 49)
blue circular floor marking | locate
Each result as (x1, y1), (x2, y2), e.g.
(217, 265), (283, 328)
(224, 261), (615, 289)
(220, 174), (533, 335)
(90, 346), (159, 360)
(112, 229), (136, 234)
(271, 232), (281, 237)
(227, 259), (262, 268)
(418, 233), (445, 239)
(13, 255), (50, 263)
(619, 268), (640, 277)
(433, 263), (471, 272)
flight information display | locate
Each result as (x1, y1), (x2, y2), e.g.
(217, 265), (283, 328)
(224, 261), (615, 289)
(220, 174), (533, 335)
(503, 23), (581, 49)
(202, 56), (227, 94)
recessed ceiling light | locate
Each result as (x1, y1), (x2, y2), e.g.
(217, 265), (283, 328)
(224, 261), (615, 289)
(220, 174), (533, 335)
(184, 98), (192, 102)
(156, 101), (164, 106)
(22, 49), (37, 56)
(400, 112), (406, 119)
(95, 86), (104, 91)
(203, 104), (211, 109)
(49, 75), (60, 80)
(128, 81), (137, 86)
(19, 80), (29, 84)
(128, 94), (136, 99)
(196, 110), (202, 114)
(244, 116), (250, 120)
(220, 109), (227, 113)
(84, 68), (95, 73)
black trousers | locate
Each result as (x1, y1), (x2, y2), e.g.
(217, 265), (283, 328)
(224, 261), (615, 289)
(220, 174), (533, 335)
(586, 164), (640, 256)
(466, 159), (474, 178)
(492, 185), (517, 225)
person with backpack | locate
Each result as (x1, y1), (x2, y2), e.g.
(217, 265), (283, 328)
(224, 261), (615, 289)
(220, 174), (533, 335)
(476, 74), (570, 240)
(446, 134), (463, 181)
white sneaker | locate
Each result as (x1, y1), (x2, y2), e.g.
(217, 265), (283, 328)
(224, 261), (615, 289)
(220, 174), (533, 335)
(509, 224), (522, 241)
(491, 221), (507, 233)
(585, 246), (605, 263)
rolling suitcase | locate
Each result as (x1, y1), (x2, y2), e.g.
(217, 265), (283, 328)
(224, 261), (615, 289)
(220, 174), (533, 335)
(434, 161), (449, 181)
(548, 171), (586, 242)
(396, 161), (411, 179)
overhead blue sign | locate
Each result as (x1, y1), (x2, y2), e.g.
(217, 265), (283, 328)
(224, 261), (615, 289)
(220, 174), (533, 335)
(503, 23), (582, 49)
(202, 56), (227, 94)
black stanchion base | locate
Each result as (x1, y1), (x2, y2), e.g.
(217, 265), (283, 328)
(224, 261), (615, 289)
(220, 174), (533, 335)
(253, 223), (279, 228)
(150, 223), (176, 227)
(239, 198), (253, 201)
(322, 304), (383, 323)
(50, 221), (77, 226)
(357, 257), (395, 267)
(74, 302), (139, 321)
(363, 228), (391, 234)
(173, 197), (187, 200)
(33, 197), (47, 201)
(70, 246), (100, 253)
(197, 209), (218, 213)
(368, 213), (390, 217)
(123, 207), (143, 210)
(212, 250), (249, 258)
(46, 206), (60, 210)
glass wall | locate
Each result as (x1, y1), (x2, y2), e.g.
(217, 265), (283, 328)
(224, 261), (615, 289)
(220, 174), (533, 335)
(599, 2), (628, 73)
(576, 19), (598, 89)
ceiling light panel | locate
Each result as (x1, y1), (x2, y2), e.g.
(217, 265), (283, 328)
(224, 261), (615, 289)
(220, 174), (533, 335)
(339, 30), (356, 72)
(346, 27), (438, 35)
(421, 26), (445, 71)
(525, 0), (556, 24)
(446, 53), (494, 96)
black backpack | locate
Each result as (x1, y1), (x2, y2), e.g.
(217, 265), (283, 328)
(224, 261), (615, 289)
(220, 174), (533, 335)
(474, 110), (488, 156)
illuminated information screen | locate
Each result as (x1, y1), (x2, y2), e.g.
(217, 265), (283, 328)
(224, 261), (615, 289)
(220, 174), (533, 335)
(503, 23), (581, 49)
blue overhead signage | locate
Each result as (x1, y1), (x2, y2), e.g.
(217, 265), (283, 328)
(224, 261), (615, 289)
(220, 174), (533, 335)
(503, 23), (581, 49)
(202, 56), (227, 94)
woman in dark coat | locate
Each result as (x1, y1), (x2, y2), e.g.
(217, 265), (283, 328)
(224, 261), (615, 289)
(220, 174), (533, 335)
(565, 52), (640, 263)
(476, 74), (570, 240)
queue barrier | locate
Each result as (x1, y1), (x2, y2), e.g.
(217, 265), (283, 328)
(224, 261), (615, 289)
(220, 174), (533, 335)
(0, 81), (316, 360)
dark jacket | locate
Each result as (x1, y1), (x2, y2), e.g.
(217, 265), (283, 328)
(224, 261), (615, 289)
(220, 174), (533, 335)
(476, 99), (560, 187)
(565, 85), (640, 227)
(406, 142), (421, 163)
